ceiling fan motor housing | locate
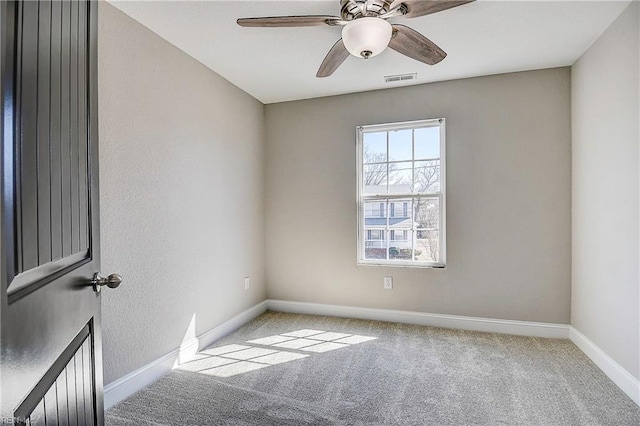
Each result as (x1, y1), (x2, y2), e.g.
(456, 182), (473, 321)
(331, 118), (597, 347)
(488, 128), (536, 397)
(340, 0), (394, 20)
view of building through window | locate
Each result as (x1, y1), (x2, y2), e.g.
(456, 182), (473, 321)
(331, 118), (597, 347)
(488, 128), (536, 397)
(358, 119), (445, 266)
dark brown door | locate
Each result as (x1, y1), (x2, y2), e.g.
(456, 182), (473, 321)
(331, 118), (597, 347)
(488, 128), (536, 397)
(1, 1), (105, 425)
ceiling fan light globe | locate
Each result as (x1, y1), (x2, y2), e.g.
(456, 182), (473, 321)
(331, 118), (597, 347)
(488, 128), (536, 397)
(342, 17), (392, 59)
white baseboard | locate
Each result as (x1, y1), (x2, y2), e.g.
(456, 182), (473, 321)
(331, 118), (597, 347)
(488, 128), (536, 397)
(103, 343), (180, 411)
(103, 301), (268, 410)
(569, 327), (640, 406)
(266, 299), (570, 338)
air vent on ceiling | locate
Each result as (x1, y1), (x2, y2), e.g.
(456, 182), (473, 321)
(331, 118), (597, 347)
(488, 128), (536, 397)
(384, 73), (417, 83)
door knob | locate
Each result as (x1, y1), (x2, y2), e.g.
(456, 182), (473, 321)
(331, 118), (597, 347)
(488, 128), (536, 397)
(92, 273), (123, 293)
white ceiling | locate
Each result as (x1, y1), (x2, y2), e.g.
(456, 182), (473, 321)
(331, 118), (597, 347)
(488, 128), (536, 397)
(109, 0), (631, 104)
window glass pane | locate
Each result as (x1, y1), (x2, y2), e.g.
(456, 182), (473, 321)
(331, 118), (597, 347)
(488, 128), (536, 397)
(389, 229), (410, 241)
(415, 230), (439, 262)
(414, 160), (440, 192)
(363, 132), (387, 163)
(364, 201), (387, 223)
(415, 127), (440, 160)
(389, 198), (412, 229)
(389, 215), (412, 229)
(389, 129), (412, 162)
(388, 161), (412, 194)
(363, 164), (387, 194)
(414, 197), (440, 230)
(389, 228), (412, 260)
(364, 228), (387, 260)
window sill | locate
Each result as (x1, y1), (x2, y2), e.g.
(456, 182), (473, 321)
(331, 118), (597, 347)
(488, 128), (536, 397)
(357, 260), (446, 269)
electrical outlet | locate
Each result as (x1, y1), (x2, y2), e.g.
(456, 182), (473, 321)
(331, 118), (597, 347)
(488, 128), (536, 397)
(384, 276), (393, 290)
(244, 276), (250, 290)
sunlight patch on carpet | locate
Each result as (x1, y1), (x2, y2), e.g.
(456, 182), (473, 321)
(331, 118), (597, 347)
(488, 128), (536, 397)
(176, 329), (377, 378)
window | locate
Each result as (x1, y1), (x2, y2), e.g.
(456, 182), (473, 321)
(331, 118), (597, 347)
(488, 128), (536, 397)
(357, 118), (446, 267)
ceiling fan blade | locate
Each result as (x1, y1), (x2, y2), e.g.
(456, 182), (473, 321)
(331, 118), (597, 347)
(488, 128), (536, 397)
(391, 0), (474, 19)
(388, 25), (447, 65)
(237, 15), (343, 27)
(317, 39), (350, 78)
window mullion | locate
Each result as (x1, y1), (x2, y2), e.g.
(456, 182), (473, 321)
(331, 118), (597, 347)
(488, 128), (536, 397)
(365, 157), (440, 166)
(362, 193), (440, 200)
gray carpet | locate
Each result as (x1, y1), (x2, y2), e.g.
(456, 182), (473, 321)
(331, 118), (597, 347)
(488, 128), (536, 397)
(106, 311), (640, 425)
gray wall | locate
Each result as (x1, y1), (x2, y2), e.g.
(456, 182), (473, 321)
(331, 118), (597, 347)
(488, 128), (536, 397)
(98, 3), (266, 384)
(265, 68), (572, 323)
(571, 2), (639, 379)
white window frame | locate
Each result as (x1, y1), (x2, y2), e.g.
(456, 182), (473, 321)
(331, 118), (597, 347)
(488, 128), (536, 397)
(356, 118), (446, 268)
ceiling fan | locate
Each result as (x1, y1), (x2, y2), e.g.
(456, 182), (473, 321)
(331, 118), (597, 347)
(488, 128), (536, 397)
(237, 0), (475, 78)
